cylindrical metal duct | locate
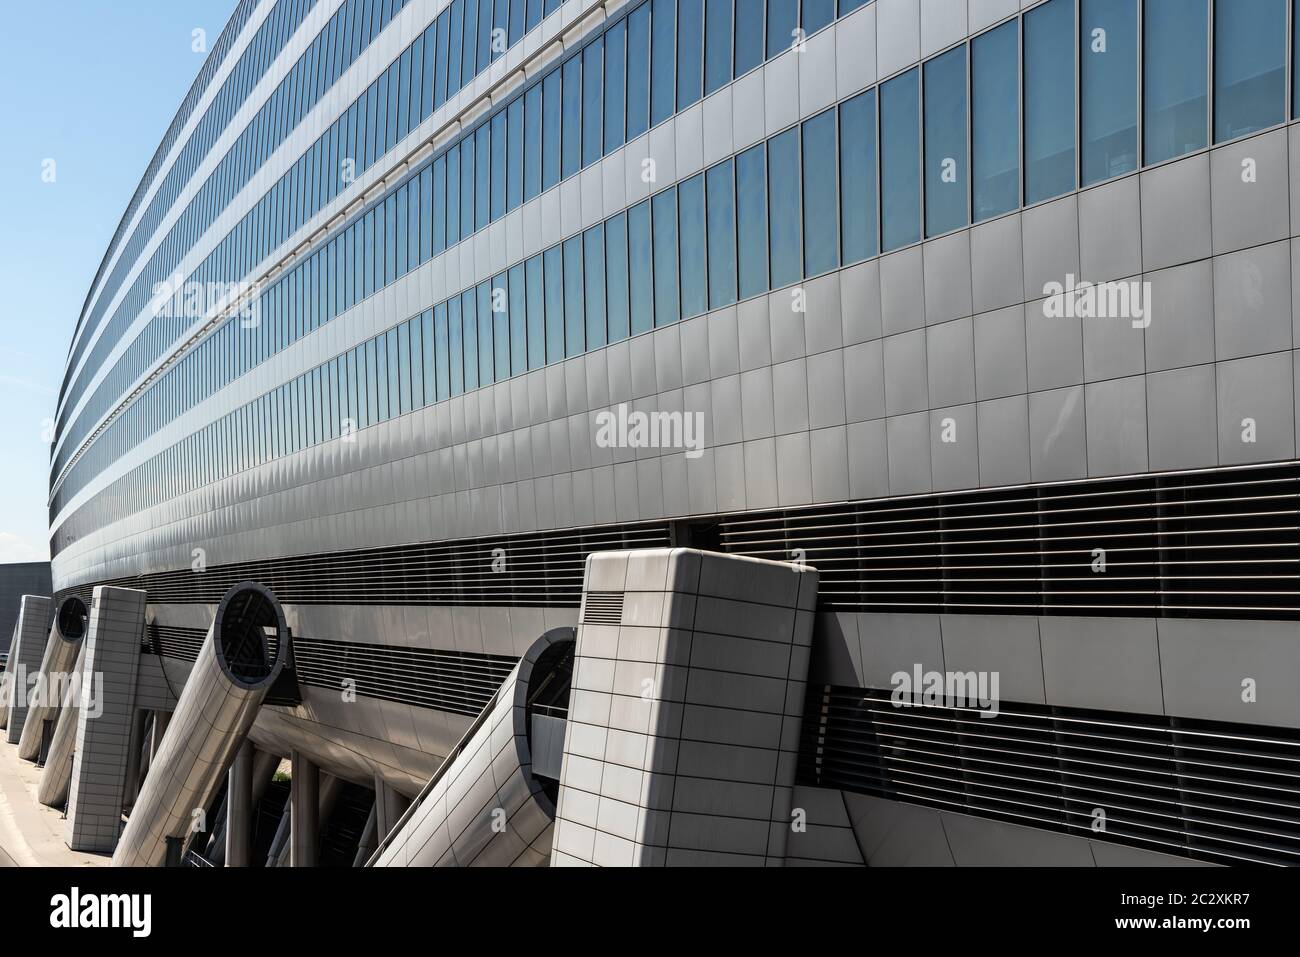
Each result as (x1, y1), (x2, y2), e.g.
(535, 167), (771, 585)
(112, 583), (289, 867)
(370, 628), (572, 867)
(35, 641), (88, 808)
(17, 597), (88, 761)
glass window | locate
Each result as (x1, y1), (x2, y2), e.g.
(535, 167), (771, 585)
(544, 246), (565, 362)
(396, 185), (409, 276)
(507, 99), (524, 210)
(509, 0), (525, 44)
(881, 68), (920, 251)
(583, 40), (604, 167)
(653, 189), (681, 325)
(706, 159), (738, 309)
(803, 109), (839, 274)
(563, 236), (585, 356)
(448, 0), (464, 93)
(767, 127), (802, 287)
(1024, 0), (1076, 204)
(542, 71), (561, 189)
(476, 124), (491, 229)
(736, 143), (769, 299)
(398, 321), (412, 414)
(433, 155), (448, 255)
(840, 89), (877, 263)
(417, 166), (431, 264)
(562, 56), (582, 179)
(651, 0), (677, 126)
(767, 0), (796, 59)
(585, 225), (608, 349)
(422, 309), (435, 404)
(704, 0), (733, 96)
(434, 303), (450, 401)
(1144, 0), (1207, 165)
(628, 199), (655, 334)
(606, 211), (632, 342)
(923, 46), (967, 237)
(734, 0), (764, 76)
(605, 19), (627, 151)
(448, 297), (464, 395)
(478, 282), (495, 385)
(524, 84), (542, 201)
(803, 0), (835, 35)
(972, 22), (1019, 220)
(462, 290), (480, 392)
(493, 273), (510, 381)
(1294, 0), (1300, 120)
(1081, 0), (1138, 185)
(447, 147), (461, 241)
(509, 264), (527, 375)
(627, 4), (652, 139)
(462, 0), (479, 83)
(1214, 0), (1286, 143)
(435, 13), (450, 109)
(526, 255), (546, 369)
(491, 111), (507, 220)
(679, 173), (708, 317)
(376, 332), (391, 421)
(677, 0), (704, 111)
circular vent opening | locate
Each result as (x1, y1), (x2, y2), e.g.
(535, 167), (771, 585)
(56, 597), (88, 641)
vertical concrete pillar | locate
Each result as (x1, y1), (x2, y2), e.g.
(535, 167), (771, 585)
(550, 549), (818, 867)
(5, 595), (53, 743)
(290, 750), (319, 867)
(373, 774), (411, 841)
(122, 708), (149, 810)
(226, 741), (254, 867)
(150, 710), (170, 761)
(65, 586), (146, 853)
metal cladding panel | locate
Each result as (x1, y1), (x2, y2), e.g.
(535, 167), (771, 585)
(36, 642), (88, 808)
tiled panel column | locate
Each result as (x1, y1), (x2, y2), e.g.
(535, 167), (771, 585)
(65, 586), (146, 853)
(4, 595), (53, 743)
(551, 548), (818, 867)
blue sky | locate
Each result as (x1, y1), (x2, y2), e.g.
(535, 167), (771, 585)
(0, 1), (237, 563)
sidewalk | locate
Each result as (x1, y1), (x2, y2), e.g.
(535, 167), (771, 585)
(0, 734), (109, 867)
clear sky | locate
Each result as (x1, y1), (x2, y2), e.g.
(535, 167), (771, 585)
(0, 0), (238, 564)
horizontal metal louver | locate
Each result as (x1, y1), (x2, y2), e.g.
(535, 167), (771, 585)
(581, 592), (625, 625)
(718, 462), (1300, 619)
(799, 685), (1300, 867)
(143, 624), (516, 717)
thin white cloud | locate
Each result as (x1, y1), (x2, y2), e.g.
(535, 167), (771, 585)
(0, 531), (46, 563)
(0, 374), (55, 397)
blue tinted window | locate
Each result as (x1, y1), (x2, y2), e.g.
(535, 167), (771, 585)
(461, 138), (476, 240)
(628, 200), (655, 334)
(509, 265), (527, 376)
(924, 46), (967, 236)
(448, 296), (464, 395)
(491, 112), (507, 220)
(704, 0), (733, 95)
(1024, 0), (1075, 204)
(462, 0), (478, 83)
(585, 225), (608, 349)
(507, 99), (523, 210)
(526, 255), (545, 368)
(972, 23), (1018, 220)
(446, 146), (461, 241)
(542, 71), (561, 189)
(544, 245), (565, 362)
(651, 0), (677, 126)
(803, 110), (839, 274)
(1214, 0), (1286, 143)
(1081, 0), (1138, 185)
(562, 56), (582, 179)
(768, 127), (802, 287)
(583, 40), (604, 167)
(677, 0), (705, 111)
(461, 290), (478, 392)
(679, 174), (708, 318)
(606, 212), (632, 343)
(422, 310), (435, 403)
(734, 0), (764, 76)
(736, 143), (769, 299)
(881, 68), (920, 250)
(627, 5), (651, 139)
(493, 274), (510, 382)
(767, 0), (796, 58)
(564, 236), (585, 356)
(605, 20), (627, 151)
(653, 189), (680, 325)
(1144, 0), (1207, 164)
(803, 0), (835, 35)
(475, 125), (491, 229)
(434, 14), (450, 108)
(478, 282), (494, 386)
(433, 156), (448, 254)
(840, 89), (877, 263)
(524, 85), (542, 201)
(706, 159), (738, 309)
(448, 0), (464, 93)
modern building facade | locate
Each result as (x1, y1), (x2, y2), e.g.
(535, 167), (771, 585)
(0, 563), (52, 664)
(36, 0), (1300, 866)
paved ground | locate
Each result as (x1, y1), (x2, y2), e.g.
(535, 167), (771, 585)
(0, 734), (109, 867)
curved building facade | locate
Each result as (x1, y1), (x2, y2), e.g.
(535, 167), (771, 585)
(44, 0), (1300, 866)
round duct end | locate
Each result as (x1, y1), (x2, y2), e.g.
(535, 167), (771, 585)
(213, 582), (289, 690)
(55, 596), (88, 642)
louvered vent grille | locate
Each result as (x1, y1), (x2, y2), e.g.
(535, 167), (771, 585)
(582, 592), (625, 625)
(62, 522), (670, 607)
(799, 686), (1300, 867)
(143, 625), (516, 717)
(719, 463), (1300, 619)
